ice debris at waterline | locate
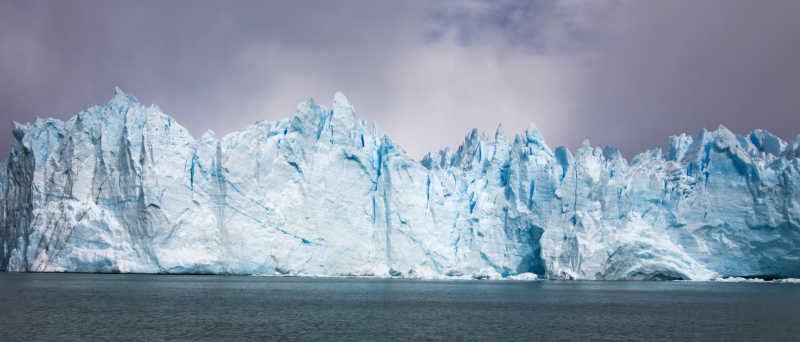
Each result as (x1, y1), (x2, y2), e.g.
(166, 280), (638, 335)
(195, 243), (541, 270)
(1, 88), (799, 280)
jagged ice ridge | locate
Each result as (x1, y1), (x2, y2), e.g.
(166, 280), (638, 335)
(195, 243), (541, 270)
(2, 88), (799, 280)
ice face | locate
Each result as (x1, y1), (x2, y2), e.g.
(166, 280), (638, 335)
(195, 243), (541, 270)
(1, 89), (798, 279)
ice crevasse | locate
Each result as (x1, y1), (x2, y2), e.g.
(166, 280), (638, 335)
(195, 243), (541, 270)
(1, 88), (799, 280)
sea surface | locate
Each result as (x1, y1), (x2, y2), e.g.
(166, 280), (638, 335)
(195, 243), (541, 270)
(1, 273), (799, 341)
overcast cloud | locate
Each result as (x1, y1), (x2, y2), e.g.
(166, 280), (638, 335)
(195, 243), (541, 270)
(1, 0), (798, 158)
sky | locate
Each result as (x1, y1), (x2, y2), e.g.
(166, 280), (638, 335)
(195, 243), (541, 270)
(1, 0), (799, 158)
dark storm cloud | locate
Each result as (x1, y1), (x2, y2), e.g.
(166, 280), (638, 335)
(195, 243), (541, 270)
(1, 0), (798, 159)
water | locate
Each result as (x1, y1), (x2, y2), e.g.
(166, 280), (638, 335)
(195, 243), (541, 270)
(1, 273), (799, 341)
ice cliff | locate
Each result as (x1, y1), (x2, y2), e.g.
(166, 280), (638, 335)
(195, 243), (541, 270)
(2, 89), (799, 280)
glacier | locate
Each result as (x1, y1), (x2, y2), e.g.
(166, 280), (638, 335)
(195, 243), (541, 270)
(1, 88), (799, 280)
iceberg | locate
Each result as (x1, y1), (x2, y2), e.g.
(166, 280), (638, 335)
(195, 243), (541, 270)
(1, 88), (799, 280)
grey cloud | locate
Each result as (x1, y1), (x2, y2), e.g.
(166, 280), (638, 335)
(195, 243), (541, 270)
(1, 0), (798, 159)
(563, 0), (800, 155)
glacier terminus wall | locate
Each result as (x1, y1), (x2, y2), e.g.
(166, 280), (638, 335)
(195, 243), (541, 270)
(2, 89), (799, 280)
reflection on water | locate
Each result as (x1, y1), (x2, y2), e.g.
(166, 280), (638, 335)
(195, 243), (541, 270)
(1, 273), (799, 341)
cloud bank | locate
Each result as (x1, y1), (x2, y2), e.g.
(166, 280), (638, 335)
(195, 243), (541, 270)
(1, 0), (798, 158)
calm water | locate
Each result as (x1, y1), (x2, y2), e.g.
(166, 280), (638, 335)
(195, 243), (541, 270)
(1, 273), (799, 341)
